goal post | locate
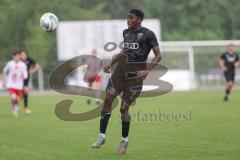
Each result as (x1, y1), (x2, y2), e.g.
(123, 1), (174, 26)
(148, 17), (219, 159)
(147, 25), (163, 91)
(160, 45), (196, 90)
(160, 40), (240, 90)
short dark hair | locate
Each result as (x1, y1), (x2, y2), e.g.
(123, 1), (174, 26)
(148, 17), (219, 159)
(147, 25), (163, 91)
(12, 51), (20, 56)
(20, 50), (28, 55)
(129, 9), (144, 21)
(228, 43), (235, 47)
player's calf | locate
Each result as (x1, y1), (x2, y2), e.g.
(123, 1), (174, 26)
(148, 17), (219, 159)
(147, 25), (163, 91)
(224, 81), (234, 101)
(9, 93), (19, 117)
(119, 105), (131, 154)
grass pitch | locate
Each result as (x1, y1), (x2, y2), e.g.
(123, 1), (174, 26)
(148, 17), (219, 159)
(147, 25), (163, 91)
(0, 90), (240, 160)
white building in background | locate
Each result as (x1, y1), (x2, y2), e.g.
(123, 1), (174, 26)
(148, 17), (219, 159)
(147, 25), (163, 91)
(56, 19), (240, 91)
(57, 19), (161, 61)
(57, 19), (163, 91)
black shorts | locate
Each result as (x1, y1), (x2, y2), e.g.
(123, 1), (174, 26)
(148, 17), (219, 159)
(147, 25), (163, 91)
(224, 71), (235, 82)
(106, 60), (146, 105)
(24, 77), (30, 87)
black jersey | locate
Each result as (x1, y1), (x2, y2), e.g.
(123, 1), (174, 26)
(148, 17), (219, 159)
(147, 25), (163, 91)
(23, 57), (37, 75)
(122, 27), (158, 63)
(220, 52), (239, 72)
(23, 57), (37, 86)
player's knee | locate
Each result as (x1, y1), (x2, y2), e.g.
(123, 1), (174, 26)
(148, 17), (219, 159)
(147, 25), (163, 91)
(120, 106), (129, 115)
(102, 93), (115, 112)
(23, 92), (28, 97)
(104, 95), (112, 104)
(16, 96), (21, 103)
(24, 87), (29, 94)
(11, 94), (17, 101)
(105, 92), (116, 103)
(228, 81), (233, 87)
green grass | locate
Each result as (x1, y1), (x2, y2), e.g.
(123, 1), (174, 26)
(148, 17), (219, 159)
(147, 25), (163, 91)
(0, 90), (240, 160)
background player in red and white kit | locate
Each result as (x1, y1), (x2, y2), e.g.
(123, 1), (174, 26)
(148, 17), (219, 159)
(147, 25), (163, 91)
(84, 49), (103, 105)
(2, 52), (28, 117)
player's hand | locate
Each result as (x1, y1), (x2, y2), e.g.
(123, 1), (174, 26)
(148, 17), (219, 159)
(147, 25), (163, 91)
(29, 69), (35, 75)
(104, 64), (111, 73)
(137, 70), (149, 80)
(234, 62), (240, 68)
(23, 86), (30, 94)
(222, 66), (228, 72)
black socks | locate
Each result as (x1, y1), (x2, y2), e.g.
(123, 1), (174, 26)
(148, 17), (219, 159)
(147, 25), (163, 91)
(100, 113), (111, 134)
(23, 93), (28, 108)
(99, 112), (131, 138)
(121, 115), (131, 138)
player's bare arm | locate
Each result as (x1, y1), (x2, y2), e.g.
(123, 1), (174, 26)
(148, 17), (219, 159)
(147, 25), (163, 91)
(234, 60), (240, 67)
(104, 51), (124, 73)
(2, 69), (7, 88)
(29, 63), (40, 75)
(137, 46), (161, 80)
(219, 59), (227, 71)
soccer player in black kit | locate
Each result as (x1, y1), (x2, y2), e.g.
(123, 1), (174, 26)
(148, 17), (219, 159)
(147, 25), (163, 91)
(20, 50), (40, 113)
(219, 44), (239, 101)
(91, 9), (161, 154)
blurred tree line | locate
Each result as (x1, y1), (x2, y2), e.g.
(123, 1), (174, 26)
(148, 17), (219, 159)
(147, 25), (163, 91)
(0, 0), (240, 69)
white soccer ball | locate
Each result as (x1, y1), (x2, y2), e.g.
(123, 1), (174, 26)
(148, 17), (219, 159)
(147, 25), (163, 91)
(40, 13), (58, 32)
